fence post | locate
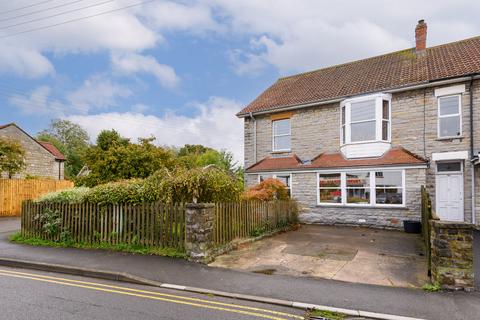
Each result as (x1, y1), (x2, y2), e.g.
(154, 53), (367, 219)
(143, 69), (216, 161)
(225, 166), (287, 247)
(185, 203), (215, 263)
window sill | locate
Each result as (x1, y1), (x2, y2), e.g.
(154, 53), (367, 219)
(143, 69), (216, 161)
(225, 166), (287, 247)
(436, 136), (464, 141)
(315, 204), (408, 210)
(271, 150), (291, 154)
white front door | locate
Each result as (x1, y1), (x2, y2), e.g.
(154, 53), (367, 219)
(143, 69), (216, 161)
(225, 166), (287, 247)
(436, 162), (464, 221)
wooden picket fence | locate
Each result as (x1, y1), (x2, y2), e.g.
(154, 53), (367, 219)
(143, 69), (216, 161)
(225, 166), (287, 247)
(21, 201), (186, 250)
(21, 199), (298, 252)
(213, 200), (298, 245)
(0, 179), (73, 216)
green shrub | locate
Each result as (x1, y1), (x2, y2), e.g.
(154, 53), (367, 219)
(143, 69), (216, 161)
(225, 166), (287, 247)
(83, 179), (159, 205)
(153, 167), (242, 203)
(39, 167), (242, 205)
(35, 187), (90, 204)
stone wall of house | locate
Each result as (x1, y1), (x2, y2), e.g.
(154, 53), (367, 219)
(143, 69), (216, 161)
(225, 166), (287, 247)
(430, 220), (475, 291)
(244, 79), (480, 224)
(0, 125), (62, 180)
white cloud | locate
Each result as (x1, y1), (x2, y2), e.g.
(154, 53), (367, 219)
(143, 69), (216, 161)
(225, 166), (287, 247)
(210, 0), (480, 73)
(66, 74), (132, 114)
(67, 97), (244, 163)
(131, 103), (150, 113)
(9, 75), (132, 116)
(142, 1), (218, 32)
(0, 45), (54, 78)
(9, 86), (63, 115)
(111, 53), (180, 89)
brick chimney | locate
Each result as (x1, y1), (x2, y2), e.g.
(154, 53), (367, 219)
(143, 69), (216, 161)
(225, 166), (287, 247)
(415, 19), (427, 52)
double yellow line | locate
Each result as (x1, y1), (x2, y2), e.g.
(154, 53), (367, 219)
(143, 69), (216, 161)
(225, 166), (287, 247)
(0, 268), (303, 320)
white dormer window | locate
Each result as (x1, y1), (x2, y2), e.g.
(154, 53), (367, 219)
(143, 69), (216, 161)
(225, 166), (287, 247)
(340, 93), (391, 159)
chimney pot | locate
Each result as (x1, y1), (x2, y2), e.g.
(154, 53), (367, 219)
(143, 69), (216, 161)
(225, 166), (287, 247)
(415, 19), (427, 52)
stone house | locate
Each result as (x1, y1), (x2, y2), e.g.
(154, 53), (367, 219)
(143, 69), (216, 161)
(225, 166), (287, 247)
(238, 20), (480, 229)
(0, 123), (66, 180)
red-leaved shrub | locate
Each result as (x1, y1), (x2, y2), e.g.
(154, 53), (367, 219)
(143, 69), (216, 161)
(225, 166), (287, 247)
(242, 178), (289, 201)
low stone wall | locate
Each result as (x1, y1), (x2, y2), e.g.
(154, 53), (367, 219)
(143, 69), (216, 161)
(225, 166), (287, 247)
(430, 220), (475, 291)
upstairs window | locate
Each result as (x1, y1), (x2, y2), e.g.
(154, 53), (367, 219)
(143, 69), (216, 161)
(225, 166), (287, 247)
(438, 95), (461, 138)
(350, 100), (376, 142)
(272, 119), (291, 151)
(340, 94), (391, 145)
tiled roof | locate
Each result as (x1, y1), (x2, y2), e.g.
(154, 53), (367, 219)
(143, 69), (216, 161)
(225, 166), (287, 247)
(238, 36), (480, 116)
(246, 147), (427, 173)
(0, 123), (14, 130)
(1, 123), (66, 161)
(38, 141), (66, 161)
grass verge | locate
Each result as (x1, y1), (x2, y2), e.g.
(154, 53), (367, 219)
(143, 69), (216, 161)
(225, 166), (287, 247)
(308, 309), (346, 320)
(9, 232), (186, 258)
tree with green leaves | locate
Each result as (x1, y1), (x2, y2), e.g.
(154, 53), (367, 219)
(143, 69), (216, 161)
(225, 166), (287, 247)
(77, 130), (176, 187)
(177, 144), (238, 173)
(0, 138), (26, 178)
(37, 119), (90, 179)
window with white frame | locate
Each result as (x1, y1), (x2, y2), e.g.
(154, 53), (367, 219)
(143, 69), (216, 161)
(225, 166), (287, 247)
(317, 170), (404, 206)
(259, 173), (292, 196)
(340, 94), (391, 145)
(318, 173), (342, 204)
(272, 119), (291, 151)
(438, 95), (461, 138)
(346, 172), (370, 204)
(375, 171), (403, 205)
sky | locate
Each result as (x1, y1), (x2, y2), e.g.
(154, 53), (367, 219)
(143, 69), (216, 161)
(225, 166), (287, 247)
(1, 0), (480, 163)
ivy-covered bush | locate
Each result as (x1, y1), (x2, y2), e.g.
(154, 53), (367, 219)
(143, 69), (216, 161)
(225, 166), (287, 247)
(153, 167), (242, 203)
(38, 167), (242, 205)
(83, 179), (159, 205)
(35, 187), (90, 204)
(242, 178), (289, 201)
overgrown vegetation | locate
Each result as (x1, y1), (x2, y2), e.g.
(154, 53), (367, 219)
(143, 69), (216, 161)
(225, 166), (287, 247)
(0, 137), (26, 178)
(9, 233), (185, 258)
(35, 187), (90, 204)
(37, 166), (243, 205)
(422, 282), (442, 292)
(242, 178), (290, 201)
(308, 309), (346, 320)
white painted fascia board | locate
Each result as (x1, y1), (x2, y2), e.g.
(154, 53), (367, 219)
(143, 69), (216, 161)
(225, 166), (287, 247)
(432, 151), (469, 161)
(434, 84), (466, 97)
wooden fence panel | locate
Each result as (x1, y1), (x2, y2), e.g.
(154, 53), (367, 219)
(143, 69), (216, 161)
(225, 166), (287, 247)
(213, 200), (297, 246)
(0, 179), (73, 216)
(21, 201), (186, 250)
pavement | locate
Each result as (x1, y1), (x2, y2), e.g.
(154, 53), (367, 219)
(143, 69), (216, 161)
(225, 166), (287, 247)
(0, 266), (305, 320)
(1, 218), (479, 320)
(210, 225), (428, 288)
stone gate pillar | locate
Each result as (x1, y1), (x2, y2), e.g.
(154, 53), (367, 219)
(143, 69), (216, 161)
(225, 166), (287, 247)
(185, 203), (215, 263)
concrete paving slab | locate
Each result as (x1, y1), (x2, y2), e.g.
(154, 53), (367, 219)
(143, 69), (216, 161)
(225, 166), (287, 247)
(210, 225), (428, 288)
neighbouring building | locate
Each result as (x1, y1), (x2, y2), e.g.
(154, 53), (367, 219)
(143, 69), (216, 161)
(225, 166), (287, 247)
(238, 20), (480, 229)
(0, 123), (66, 180)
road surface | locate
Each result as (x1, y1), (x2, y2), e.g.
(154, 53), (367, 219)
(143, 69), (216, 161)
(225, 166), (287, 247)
(0, 266), (305, 320)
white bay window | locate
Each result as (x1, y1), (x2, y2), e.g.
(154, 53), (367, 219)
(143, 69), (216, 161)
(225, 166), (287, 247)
(317, 169), (405, 207)
(340, 94), (391, 158)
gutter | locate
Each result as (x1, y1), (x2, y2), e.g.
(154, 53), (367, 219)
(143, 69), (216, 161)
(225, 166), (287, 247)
(237, 74), (480, 118)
